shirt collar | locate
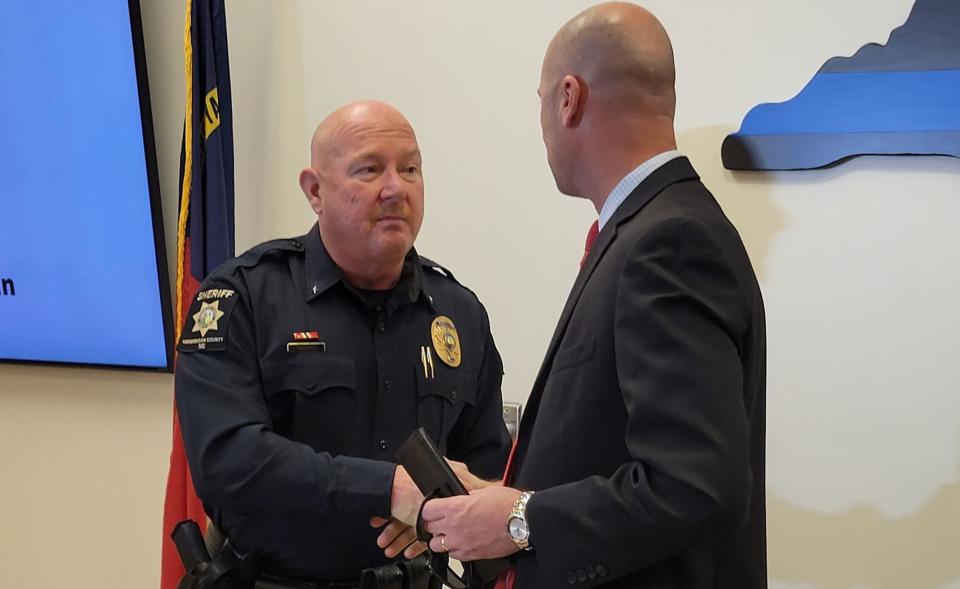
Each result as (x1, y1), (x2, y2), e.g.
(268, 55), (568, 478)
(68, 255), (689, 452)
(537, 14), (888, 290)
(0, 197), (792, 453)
(303, 225), (428, 310)
(598, 150), (684, 231)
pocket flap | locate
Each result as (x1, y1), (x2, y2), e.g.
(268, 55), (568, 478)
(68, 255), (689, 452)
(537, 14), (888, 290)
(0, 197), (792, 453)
(415, 369), (475, 405)
(262, 354), (356, 396)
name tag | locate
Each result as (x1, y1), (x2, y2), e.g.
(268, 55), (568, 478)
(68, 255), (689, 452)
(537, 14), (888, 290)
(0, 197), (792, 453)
(286, 341), (326, 353)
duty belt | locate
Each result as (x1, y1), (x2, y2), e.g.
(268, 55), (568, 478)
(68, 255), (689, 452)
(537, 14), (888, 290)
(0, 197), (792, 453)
(172, 519), (438, 589)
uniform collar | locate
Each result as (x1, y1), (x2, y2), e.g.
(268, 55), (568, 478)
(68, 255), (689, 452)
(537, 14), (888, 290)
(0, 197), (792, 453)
(302, 225), (432, 311)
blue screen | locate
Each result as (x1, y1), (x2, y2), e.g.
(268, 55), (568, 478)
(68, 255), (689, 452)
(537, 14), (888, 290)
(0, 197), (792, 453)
(0, 1), (171, 369)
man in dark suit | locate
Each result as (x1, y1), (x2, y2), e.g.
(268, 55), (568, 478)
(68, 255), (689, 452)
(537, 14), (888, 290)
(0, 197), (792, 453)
(420, 3), (767, 588)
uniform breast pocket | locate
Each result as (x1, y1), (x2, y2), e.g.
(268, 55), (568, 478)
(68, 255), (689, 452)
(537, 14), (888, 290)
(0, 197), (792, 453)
(414, 369), (476, 454)
(261, 354), (357, 455)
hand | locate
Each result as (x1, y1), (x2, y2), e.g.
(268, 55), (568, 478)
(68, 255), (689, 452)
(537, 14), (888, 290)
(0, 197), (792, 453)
(446, 459), (502, 491)
(420, 486), (523, 561)
(370, 516), (427, 559)
(390, 465), (424, 526)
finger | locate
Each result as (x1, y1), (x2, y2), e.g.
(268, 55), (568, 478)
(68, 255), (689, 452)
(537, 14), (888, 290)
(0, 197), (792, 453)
(470, 485), (503, 496)
(419, 497), (450, 521)
(447, 460), (477, 489)
(403, 540), (428, 559)
(429, 536), (445, 553)
(422, 520), (444, 535)
(383, 528), (417, 558)
(384, 527), (418, 558)
(369, 516), (390, 528)
(376, 520), (406, 549)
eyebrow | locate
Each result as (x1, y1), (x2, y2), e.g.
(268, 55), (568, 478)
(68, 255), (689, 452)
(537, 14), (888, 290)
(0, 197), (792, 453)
(352, 148), (422, 162)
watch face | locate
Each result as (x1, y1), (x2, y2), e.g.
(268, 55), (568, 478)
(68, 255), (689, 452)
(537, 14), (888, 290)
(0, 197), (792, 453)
(508, 516), (529, 541)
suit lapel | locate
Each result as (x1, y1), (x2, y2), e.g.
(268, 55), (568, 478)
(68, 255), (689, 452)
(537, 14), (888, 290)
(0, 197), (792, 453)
(512, 158), (701, 472)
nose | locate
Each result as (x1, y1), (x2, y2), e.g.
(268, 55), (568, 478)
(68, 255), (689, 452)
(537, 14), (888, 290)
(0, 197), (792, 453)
(379, 167), (405, 202)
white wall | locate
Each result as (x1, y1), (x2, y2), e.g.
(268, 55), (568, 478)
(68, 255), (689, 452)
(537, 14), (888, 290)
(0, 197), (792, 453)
(0, 1), (957, 587)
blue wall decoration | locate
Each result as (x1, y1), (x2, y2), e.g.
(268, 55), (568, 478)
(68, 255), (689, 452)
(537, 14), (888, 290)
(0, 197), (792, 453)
(722, 0), (960, 171)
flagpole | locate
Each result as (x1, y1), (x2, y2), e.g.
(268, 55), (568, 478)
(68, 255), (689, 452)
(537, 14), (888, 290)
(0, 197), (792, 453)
(175, 0), (194, 343)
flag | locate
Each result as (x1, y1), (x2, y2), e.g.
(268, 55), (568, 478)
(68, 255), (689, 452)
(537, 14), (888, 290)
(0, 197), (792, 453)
(160, 0), (234, 587)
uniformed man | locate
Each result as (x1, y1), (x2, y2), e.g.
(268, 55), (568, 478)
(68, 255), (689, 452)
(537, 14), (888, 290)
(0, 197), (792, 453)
(175, 100), (511, 584)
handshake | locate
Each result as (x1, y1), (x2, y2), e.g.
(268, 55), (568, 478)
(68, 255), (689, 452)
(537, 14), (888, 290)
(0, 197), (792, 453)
(371, 459), (492, 560)
(370, 432), (520, 561)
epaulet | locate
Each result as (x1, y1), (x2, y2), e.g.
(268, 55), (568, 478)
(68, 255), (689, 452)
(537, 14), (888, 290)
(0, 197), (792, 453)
(419, 256), (460, 285)
(244, 237), (304, 260)
(213, 237), (305, 277)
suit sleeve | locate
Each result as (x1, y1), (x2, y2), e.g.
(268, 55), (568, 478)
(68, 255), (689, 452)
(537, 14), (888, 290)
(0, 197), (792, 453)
(524, 216), (753, 585)
(175, 275), (395, 522)
(446, 303), (512, 480)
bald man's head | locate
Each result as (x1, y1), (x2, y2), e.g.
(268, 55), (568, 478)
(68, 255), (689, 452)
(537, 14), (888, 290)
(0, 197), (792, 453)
(298, 100), (424, 289)
(537, 3), (679, 200)
(309, 100), (418, 169)
(542, 2), (676, 117)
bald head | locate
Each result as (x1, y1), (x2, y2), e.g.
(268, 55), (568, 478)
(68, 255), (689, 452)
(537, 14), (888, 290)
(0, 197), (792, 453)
(537, 3), (679, 202)
(543, 2), (676, 117)
(309, 100), (418, 169)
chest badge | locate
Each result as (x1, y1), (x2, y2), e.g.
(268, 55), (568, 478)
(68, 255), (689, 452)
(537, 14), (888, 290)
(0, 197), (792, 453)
(431, 315), (462, 368)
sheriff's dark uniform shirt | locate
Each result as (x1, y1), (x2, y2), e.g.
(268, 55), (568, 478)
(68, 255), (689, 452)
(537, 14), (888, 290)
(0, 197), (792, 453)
(175, 226), (511, 581)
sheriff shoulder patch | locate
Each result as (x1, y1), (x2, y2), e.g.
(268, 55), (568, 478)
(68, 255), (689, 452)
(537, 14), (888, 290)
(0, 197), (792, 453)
(177, 287), (240, 352)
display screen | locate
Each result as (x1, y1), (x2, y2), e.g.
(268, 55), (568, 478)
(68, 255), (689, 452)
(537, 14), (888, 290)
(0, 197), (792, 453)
(0, 0), (173, 370)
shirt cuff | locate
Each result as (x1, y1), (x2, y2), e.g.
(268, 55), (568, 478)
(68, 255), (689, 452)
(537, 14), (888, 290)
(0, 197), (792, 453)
(332, 456), (396, 518)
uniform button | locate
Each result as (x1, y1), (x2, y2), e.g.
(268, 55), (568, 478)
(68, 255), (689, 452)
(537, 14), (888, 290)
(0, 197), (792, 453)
(379, 440), (388, 450)
(305, 382), (315, 391)
(450, 390), (457, 400)
(384, 380), (392, 390)
(596, 564), (607, 577)
(566, 572), (576, 584)
(576, 569), (587, 582)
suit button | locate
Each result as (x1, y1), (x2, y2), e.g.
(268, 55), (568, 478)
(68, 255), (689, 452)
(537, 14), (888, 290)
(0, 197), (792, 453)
(451, 390), (457, 400)
(566, 572), (576, 584)
(596, 564), (607, 577)
(379, 440), (388, 450)
(384, 380), (392, 390)
(576, 569), (587, 582)
(378, 322), (385, 332)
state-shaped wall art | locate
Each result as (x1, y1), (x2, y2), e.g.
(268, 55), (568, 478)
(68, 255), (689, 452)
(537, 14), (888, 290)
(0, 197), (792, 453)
(722, 0), (960, 171)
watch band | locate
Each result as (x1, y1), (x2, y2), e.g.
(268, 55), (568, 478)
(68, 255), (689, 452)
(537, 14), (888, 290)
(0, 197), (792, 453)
(508, 490), (535, 550)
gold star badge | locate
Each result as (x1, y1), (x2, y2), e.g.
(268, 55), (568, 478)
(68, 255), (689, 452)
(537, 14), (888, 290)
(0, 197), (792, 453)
(192, 300), (225, 337)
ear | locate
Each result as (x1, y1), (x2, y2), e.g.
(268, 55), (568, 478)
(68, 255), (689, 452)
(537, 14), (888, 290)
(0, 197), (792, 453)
(299, 167), (323, 215)
(559, 74), (587, 128)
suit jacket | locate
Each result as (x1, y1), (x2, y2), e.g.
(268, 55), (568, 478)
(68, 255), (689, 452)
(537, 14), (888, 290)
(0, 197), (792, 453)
(509, 158), (766, 588)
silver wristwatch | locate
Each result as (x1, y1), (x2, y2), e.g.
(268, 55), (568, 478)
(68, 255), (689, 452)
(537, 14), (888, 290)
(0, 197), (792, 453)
(507, 490), (534, 550)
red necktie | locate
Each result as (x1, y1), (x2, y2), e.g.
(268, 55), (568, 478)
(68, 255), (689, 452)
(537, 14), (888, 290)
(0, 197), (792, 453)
(496, 220), (602, 589)
(580, 220), (600, 268)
